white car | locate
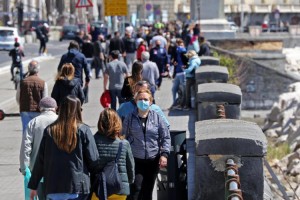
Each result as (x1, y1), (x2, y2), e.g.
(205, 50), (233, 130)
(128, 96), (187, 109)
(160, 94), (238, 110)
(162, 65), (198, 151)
(0, 26), (24, 50)
(228, 22), (239, 32)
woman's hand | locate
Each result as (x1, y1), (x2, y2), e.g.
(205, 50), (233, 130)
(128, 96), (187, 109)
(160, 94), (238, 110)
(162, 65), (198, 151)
(159, 156), (168, 168)
(30, 190), (37, 200)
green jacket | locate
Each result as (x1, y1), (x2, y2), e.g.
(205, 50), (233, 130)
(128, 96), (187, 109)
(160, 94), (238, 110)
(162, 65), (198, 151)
(93, 133), (135, 195)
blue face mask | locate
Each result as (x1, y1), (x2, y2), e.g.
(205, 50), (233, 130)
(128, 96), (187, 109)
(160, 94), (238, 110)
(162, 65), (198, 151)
(137, 100), (150, 111)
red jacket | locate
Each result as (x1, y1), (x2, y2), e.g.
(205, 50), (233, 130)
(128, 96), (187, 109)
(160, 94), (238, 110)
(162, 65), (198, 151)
(136, 45), (146, 61)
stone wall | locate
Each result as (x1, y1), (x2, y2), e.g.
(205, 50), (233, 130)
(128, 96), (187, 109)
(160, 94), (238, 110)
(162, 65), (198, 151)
(211, 46), (300, 110)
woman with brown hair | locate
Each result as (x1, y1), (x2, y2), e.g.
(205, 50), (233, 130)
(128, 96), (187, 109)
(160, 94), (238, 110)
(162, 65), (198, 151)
(122, 89), (170, 200)
(121, 61), (143, 101)
(92, 108), (135, 200)
(51, 63), (85, 107)
(28, 95), (100, 200)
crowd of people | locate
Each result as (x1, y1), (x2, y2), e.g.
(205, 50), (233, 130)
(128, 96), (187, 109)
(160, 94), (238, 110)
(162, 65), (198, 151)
(17, 21), (209, 200)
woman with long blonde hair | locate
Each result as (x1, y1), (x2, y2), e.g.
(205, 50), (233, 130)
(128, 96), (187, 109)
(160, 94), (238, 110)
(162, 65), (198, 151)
(28, 95), (100, 200)
(51, 63), (85, 107)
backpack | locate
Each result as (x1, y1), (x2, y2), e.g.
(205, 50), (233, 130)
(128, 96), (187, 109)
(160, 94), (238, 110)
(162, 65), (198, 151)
(94, 141), (123, 199)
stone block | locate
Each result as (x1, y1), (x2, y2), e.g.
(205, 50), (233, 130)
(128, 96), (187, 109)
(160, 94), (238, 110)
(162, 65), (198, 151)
(199, 56), (220, 66)
(195, 156), (264, 200)
(197, 83), (242, 120)
(195, 119), (267, 156)
(196, 65), (229, 84)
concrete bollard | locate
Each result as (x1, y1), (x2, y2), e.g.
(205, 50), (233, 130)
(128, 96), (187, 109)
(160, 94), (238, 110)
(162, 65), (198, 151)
(195, 65), (229, 84)
(199, 56), (220, 66)
(197, 83), (242, 121)
(194, 119), (267, 200)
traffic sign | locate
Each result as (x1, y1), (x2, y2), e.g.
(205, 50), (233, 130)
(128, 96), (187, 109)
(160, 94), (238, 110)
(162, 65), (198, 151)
(104, 0), (127, 16)
(76, 0), (93, 8)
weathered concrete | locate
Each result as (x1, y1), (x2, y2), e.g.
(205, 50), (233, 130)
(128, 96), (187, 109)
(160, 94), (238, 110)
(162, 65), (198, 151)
(195, 65), (228, 84)
(194, 119), (267, 200)
(199, 56), (220, 66)
(197, 83), (242, 120)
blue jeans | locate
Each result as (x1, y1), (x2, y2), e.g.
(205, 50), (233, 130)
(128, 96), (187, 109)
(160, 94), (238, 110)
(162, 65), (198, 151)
(109, 89), (124, 110)
(20, 112), (40, 134)
(172, 73), (185, 105)
(47, 193), (88, 200)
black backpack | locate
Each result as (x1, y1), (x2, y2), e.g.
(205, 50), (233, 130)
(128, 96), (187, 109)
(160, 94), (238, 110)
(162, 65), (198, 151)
(94, 141), (123, 199)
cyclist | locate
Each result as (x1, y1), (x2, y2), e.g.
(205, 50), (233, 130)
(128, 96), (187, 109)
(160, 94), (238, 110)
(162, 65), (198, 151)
(9, 42), (25, 81)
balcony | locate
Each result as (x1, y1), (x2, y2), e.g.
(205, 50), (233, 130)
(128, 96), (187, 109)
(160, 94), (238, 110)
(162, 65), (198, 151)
(278, 4), (293, 13)
(251, 4), (271, 12)
(177, 3), (190, 13)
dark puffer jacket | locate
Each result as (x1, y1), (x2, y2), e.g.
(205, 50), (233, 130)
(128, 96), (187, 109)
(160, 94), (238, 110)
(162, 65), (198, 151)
(93, 133), (135, 195)
(51, 77), (85, 106)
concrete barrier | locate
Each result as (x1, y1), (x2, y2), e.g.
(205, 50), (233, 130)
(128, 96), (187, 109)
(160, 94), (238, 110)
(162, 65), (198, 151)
(194, 119), (267, 200)
(196, 83), (242, 121)
(195, 65), (229, 84)
(199, 56), (220, 66)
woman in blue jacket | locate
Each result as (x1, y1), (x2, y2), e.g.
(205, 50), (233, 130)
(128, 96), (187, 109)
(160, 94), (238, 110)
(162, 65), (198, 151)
(183, 50), (201, 110)
(122, 89), (170, 200)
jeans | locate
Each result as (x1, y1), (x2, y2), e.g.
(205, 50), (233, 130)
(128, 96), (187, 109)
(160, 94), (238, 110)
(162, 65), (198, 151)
(20, 112), (40, 134)
(109, 89), (124, 110)
(47, 193), (88, 200)
(86, 58), (93, 78)
(185, 78), (196, 108)
(172, 73), (185, 105)
(125, 52), (136, 73)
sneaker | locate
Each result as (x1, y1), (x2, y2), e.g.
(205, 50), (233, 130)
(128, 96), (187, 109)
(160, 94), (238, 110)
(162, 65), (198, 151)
(173, 105), (183, 110)
(183, 106), (190, 111)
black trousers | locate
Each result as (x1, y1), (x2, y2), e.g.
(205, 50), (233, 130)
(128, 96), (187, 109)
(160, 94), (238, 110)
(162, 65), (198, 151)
(128, 156), (159, 200)
(39, 39), (46, 54)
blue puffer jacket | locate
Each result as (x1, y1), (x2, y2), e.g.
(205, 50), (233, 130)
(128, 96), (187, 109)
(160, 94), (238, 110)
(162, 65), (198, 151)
(184, 55), (201, 79)
(122, 109), (170, 160)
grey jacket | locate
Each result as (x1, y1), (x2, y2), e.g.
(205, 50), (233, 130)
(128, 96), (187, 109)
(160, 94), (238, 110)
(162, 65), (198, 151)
(19, 111), (58, 174)
(93, 133), (135, 195)
(142, 60), (159, 87)
(122, 109), (170, 160)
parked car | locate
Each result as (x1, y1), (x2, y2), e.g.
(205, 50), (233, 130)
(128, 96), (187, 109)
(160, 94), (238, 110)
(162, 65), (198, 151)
(0, 26), (24, 50)
(269, 21), (289, 32)
(59, 25), (79, 41)
(228, 22), (239, 32)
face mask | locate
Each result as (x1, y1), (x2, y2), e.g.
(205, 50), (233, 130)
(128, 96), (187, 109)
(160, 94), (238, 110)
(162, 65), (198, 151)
(137, 100), (150, 111)
(156, 44), (160, 48)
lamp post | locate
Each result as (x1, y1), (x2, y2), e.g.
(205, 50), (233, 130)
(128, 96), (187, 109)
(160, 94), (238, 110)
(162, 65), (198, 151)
(240, 0), (244, 32)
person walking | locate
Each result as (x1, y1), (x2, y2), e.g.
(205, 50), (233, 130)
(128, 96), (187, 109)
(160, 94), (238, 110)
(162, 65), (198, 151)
(170, 39), (187, 110)
(109, 31), (125, 61)
(117, 80), (170, 128)
(35, 23), (49, 56)
(149, 40), (169, 89)
(93, 35), (106, 79)
(51, 63), (85, 108)
(92, 108), (135, 200)
(16, 60), (48, 134)
(28, 95), (101, 200)
(122, 89), (170, 200)
(19, 97), (58, 200)
(183, 50), (201, 111)
(57, 41), (90, 87)
(141, 52), (159, 98)
(136, 40), (147, 62)
(121, 61), (143, 102)
(123, 32), (136, 72)
(103, 50), (129, 110)
(81, 34), (94, 78)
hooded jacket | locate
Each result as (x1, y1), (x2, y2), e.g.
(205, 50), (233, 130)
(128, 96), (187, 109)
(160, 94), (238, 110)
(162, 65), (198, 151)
(51, 77), (85, 106)
(57, 49), (90, 85)
(184, 55), (201, 79)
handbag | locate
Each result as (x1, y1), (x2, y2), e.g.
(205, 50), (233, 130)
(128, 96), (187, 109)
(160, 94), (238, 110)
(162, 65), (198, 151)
(93, 141), (123, 200)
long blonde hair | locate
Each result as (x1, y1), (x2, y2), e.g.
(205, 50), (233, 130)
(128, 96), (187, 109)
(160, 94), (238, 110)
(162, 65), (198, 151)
(49, 95), (82, 153)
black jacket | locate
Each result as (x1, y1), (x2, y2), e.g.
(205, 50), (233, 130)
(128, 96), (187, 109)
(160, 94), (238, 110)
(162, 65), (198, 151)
(51, 77), (85, 106)
(28, 124), (101, 195)
(57, 49), (90, 85)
